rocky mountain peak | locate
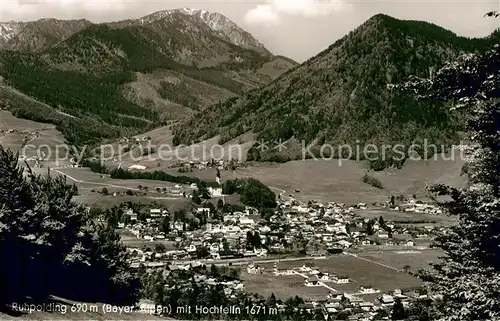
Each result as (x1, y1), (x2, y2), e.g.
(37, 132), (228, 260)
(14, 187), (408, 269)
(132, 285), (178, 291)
(141, 8), (271, 55)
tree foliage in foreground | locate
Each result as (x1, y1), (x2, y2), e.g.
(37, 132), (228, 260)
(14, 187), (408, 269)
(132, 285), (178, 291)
(222, 178), (277, 210)
(0, 146), (139, 307)
(397, 32), (500, 320)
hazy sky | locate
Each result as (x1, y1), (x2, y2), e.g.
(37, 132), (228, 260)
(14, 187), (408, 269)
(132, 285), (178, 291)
(1, 0), (499, 62)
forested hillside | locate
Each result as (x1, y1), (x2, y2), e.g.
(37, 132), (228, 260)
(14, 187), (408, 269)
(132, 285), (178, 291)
(173, 14), (499, 168)
(0, 147), (139, 307)
(0, 11), (296, 146)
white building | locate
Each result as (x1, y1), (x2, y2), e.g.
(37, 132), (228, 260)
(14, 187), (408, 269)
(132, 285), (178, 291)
(150, 209), (162, 217)
(380, 294), (394, 306)
(128, 164), (146, 170)
(359, 286), (378, 294)
(239, 217), (255, 226)
(336, 275), (349, 284)
(247, 263), (263, 274)
(305, 277), (321, 287)
(209, 187), (223, 197)
(405, 240), (415, 247)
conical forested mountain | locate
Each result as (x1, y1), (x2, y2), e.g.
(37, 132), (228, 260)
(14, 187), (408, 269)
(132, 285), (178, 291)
(173, 14), (499, 167)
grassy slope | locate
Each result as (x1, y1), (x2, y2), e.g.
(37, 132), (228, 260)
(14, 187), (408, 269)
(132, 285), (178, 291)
(0, 109), (66, 162)
(231, 154), (466, 205)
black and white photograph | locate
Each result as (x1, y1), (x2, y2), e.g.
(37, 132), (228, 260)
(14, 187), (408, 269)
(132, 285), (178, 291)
(0, 0), (499, 320)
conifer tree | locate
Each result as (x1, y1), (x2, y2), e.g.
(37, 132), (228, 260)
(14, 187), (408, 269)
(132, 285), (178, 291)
(0, 147), (139, 307)
(397, 26), (500, 320)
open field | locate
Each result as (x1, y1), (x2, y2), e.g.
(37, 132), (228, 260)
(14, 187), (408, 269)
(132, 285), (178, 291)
(99, 153), (466, 206)
(240, 272), (331, 301)
(357, 249), (443, 272)
(29, 167), (195, 210)
(120, 232), (178, 250)
(89, 124), (469, 205)
(2, 110), (467, 207)
(356, 209), (457, 225)
(74, 189), (193, 211)
(232, 154), (466, 204)
(45, 167), (184, 190)
(0, 111), (68, 166)
(251, 255), (423, 298)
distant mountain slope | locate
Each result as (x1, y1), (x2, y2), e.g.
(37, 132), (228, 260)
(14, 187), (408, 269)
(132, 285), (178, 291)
(173, 14), (498, 167)
(0, 19), (92, 52)
(0, 8), (270, 55)
(47, 14), (269, 75)
(0, 9), (296, 146)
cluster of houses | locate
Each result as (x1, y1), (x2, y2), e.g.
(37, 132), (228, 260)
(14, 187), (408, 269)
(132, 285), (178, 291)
(119, 136), (151, 144)
(123, 193), (444, 267)
(177, 159), (244, 171)
(269, 198), (439, 252)
(264, 262), (351, 285)
(123, 192), (448, 320)
(393, 199), (443, 214)
(290, 288), (420, 317)
(124, 203), (273, 264)
(135, 258), (427, 320)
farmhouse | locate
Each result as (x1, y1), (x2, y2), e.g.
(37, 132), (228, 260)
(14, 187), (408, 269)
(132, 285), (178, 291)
(318, 273), (331, 282)
(357, 203), (367, 209)
(150, 209), (162, 217)
(125, 209), (137, 221)
(304, 276), (320, 287)
(375, 231), (389, 239)
(405, 240), (415, 247)
(379, 294), (395, 306)
(359, 285), (378, 294)
(324, 302), (338, 313)
(336, 275), (349, 284)
(208, 187), (223, 197)
(298, 264), (315, 272)
(197, 207), (210, 214)
(247, 263), (263, 274)
(359, 301), (374, 312)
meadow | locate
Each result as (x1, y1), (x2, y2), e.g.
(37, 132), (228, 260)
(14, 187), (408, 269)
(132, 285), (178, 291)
(243, 254), (425, 301)
(357, 249), (443, 272)
(356, 208), (457, 225)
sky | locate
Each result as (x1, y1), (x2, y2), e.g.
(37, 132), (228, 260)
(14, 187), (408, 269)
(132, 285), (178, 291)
(1, 0), (499, 62)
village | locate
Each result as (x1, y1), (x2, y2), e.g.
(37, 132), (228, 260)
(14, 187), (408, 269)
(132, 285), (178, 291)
(121, 192), (444, 263)
(108, 181), (446, 320)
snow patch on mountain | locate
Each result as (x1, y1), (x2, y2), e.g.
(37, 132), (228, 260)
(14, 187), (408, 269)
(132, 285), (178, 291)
(0, 22), (24, 45)
(142, 8), (271, 55)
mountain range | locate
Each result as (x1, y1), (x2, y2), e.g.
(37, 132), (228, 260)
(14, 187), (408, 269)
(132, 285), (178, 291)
(0, 8), (297, 145)
(0, 8), (269, 54)
(0, 10), (497, 169)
